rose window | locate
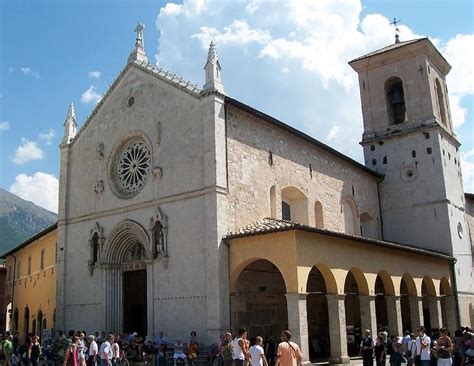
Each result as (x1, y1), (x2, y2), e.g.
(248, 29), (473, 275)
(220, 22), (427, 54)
(109, 134), (152, 198)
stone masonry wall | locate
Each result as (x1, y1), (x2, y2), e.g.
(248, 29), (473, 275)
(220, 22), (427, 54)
(225, 104), (381, 237)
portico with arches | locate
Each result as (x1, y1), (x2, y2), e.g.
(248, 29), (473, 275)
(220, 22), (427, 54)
(227, 225), (456, 364)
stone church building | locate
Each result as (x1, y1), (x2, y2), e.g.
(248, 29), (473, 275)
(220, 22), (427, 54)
(56, 25), (474, 363)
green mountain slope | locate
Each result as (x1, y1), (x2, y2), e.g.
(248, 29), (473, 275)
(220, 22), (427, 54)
(0, 188), (57, 254)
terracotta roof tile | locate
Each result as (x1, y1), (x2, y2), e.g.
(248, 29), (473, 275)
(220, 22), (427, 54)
(224, 218), (453, 260)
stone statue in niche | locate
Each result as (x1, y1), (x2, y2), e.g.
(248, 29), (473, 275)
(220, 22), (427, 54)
(150, 206), (168, 259)
(153, 220), (164, 257)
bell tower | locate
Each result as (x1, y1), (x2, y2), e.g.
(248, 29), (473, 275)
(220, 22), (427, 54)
(350, 38), (473, 322)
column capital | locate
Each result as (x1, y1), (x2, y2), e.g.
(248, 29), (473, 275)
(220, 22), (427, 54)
(385, 294), (401, 301)
(326, 294), (346, 302)
(359, 294), (377, 300)
(285, 293), (308, 301)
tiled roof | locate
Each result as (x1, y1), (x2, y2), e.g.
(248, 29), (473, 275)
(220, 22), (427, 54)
(224, 218), (453, 260)
(349, 38), (426, 63)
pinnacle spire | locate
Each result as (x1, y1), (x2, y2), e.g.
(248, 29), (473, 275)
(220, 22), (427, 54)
(203, 41), (225, 94)
(66, 102), (76, 121)
(128, 22), (148, 64)
(62, 102), (78, 144)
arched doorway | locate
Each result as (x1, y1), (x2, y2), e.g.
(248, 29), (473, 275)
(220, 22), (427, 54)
(306, 266), (331, 361)
(13, 309), (18, 332)
(400, 274), (416, 332)
(230, 259), (288, 340)
(422, 276), (436, 335)
(24, 307), (30, 339)
(440, 278), (452, 327)
(102, 220), (153, 335)
(375, 276), (388, 330)
(37, 311), (44, 336)
(344, 271), (361, 356)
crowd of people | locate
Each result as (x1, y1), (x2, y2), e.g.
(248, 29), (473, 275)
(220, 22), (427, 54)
(358, 326), (474, 366)
(0, 325), (472, 366)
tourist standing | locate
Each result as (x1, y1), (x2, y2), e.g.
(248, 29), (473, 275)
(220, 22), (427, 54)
(87, 335), (98, 366)
(232, 329), (249, 366)
(30, 336), (41, 366)
(64, 336), (79, 366)
(275, 330), (302, 366)
(220, 333), (233, 366)
(111, 336), (120, 366)
(99, 335), (113, 366)
(360, 330), (375, 366)
(249, 337), (268, 366)
(374, 335), (386, 366)
(4, 335), (13, 366)
(415, 326), (431, 366)
(435, 328), (453, 366)
(78, 333), (87, 366)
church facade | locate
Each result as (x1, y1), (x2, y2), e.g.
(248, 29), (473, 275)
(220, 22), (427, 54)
(56, 25), (473, 363)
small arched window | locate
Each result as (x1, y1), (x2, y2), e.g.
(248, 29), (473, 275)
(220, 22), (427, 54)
(270, 186), (277, 218)
(281, 186), (309, 224)
(282, 201), (291, 221)
(385, 77), (407, 125)
(435, 78), (447, 125)
(342, 199), (358, 235)
(314, 201), (324, 228)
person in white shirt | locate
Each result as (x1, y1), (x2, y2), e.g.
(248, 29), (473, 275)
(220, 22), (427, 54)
(99, 335), (114, 366)
(249, 337), (268, 366)
(415, 326), (431, 366)
(111, 336), (120, 366)
(88, 335), (98, 366)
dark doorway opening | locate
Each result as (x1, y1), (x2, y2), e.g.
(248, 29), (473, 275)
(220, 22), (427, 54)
(123, 269), (147, 336)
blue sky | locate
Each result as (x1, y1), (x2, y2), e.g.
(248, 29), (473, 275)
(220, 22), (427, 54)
(0, 0), (473, 212)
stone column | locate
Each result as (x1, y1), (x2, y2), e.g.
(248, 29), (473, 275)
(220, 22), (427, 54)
(385, 295), (403, 336)
(285, 293), (310, 364)
(147, 261), (155, 337)
(428, 297), (442, 329)
(359, 295), (377, 335)
(442, 296), (457, 332)
(408, 296), (423, 331)
(326, 295), (350, 365)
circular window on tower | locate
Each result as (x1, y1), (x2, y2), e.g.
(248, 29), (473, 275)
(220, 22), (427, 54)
(108, 132), (152, 198)
(400, 165), (418, 183)
(457, 222), (463, 239)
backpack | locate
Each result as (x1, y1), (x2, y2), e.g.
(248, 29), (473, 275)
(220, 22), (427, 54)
(31, 344), (41, 358)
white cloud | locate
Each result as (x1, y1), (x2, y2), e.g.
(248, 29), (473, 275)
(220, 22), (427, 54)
(20, 67), (40, 79)
(192, 20), (271, 47)
(442, 34), (474, 129)
(9, 172), (59, 213)
(0, 121), (9, 131)
(81, 86), (102, 104)
(38, 129), (56, 145)
(88, 70), (101, 79)
(155, 0), (473, 189)
(11, 138), (44, 164)
(461, 149), (474, 193)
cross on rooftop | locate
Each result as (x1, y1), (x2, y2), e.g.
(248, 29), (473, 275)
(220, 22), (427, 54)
(390, 17), (402, 43)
